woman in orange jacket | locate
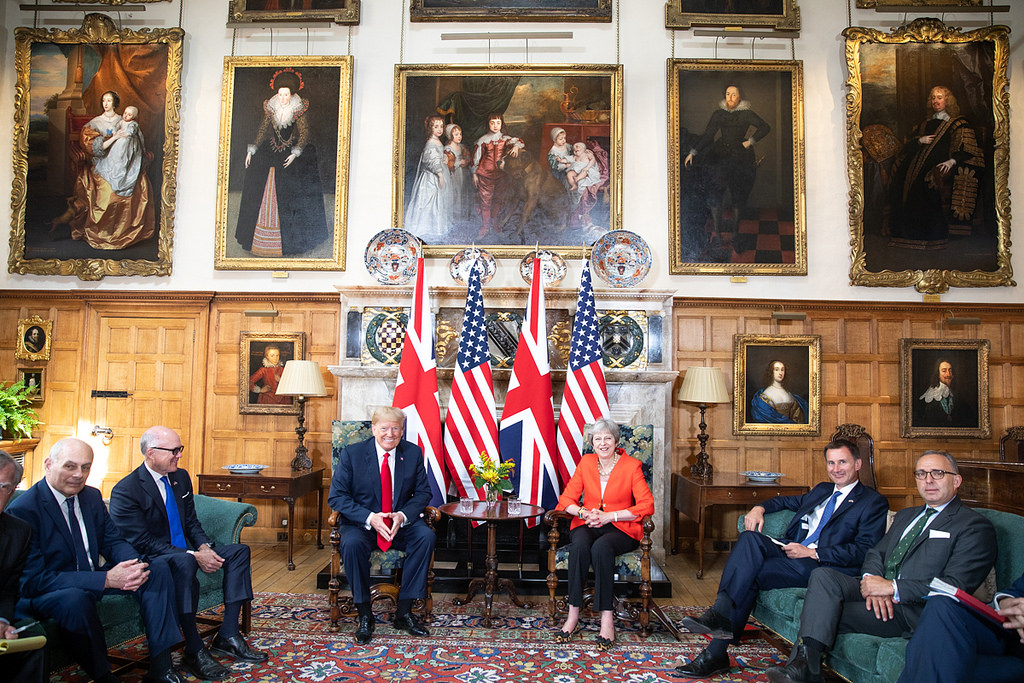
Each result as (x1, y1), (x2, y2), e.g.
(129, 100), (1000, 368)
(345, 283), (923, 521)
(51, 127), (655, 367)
(553, 418), (655, 649)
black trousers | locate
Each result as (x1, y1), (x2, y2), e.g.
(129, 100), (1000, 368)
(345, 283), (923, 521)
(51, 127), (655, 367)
(566, 524), (638, 612)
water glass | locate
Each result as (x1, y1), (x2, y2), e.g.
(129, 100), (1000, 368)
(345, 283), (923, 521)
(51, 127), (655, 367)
(459, 496), (473, 514)
(507, 496), (522, 515)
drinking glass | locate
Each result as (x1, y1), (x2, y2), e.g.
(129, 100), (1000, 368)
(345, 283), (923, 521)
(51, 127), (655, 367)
(459, 496), (473, 513)
(507, 496), (521, 515)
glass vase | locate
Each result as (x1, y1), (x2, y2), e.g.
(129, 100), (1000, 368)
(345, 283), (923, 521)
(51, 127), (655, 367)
(485, 487), (499, 507)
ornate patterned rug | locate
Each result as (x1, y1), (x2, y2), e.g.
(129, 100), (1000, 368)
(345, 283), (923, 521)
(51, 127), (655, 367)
(56, 593), (785, 682)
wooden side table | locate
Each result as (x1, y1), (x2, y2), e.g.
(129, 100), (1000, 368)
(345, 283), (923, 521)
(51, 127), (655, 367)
(198, 467), (324, 570)
(672, 471), (809, 578)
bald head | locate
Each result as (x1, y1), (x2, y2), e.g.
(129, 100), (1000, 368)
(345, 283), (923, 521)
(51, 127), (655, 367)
(140, 425), (184, 476)
(45, 438), (94, 497)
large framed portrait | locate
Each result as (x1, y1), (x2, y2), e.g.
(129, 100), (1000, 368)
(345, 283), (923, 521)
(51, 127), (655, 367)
(411, 0), (611, 22)
(733, 334), (821, 436)
(844, 18), (1011, 293)
(9, 13), (183, 281)
(227, 0), (360, 25)
(668, 59), (806, 275)
(665, 1), (800, 30)
(392, 64), (622, 258)
(214, 56), (352, 271)
(16, 316), (53, 362)
(239, 332), (305, 415)
(899, 338), (990, 438)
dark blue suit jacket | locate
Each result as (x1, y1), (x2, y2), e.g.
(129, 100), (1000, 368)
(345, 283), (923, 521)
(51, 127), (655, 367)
(1003, 572), (1024, 600)
(328, 436), (430, 526)
(761, 480), (889, 574)
(7, 481), (140, 599)
(0, 512), (31, 622)
(109, 465), (211, 556)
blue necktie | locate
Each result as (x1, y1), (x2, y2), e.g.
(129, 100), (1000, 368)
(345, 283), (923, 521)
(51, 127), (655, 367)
(65, 497), (92, 571)
(161, 476), (188, 549)
(802, 490), (841, 546)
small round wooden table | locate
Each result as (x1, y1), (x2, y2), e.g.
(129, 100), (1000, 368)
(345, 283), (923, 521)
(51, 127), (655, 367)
(439, 500), (545, 627)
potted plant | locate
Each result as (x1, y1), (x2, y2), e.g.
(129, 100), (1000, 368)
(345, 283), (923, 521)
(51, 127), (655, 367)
(0, 379), (42, 440)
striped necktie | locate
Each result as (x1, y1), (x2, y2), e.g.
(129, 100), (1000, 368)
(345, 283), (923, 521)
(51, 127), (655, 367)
(884, 507), (938, 579)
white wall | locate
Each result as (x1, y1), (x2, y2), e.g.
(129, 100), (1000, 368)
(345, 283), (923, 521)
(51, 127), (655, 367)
(1, 0), (1021, 304)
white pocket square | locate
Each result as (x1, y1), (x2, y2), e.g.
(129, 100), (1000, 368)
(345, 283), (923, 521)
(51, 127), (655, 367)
(929, 529), (950, 539)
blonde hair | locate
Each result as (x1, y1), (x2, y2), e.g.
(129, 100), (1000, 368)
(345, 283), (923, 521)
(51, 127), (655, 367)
(372, 406), (406, 425)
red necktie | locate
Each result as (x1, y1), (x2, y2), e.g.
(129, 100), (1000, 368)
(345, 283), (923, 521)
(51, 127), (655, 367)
(378, 452), (393, 551)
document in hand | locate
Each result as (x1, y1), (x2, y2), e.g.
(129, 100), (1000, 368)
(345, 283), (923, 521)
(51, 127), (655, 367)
(0, 634), (46, 654)
(928, 577), (1007, 625)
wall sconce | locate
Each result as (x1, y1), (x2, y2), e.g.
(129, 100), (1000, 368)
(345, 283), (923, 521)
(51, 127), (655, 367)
(244, 305), (278, 317)
(677, 366), (731, 479)
(275, 360), (327, 471)
(771, 311), (807, 321)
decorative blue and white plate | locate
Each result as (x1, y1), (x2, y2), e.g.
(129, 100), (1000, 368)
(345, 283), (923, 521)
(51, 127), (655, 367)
(364, 229), (421, 285)
(741, 470), (784, 483)
(449, 247), (496, 286)
(223, 464), (269, 475)
(591, 230), (652, 288)
(519, 249), (567, 287)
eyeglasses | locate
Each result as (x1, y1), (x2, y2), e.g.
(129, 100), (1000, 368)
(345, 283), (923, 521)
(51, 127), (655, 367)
(0, 482), (15, 494)
(913, 469), (956, 480)
(151, 446), (185, 456)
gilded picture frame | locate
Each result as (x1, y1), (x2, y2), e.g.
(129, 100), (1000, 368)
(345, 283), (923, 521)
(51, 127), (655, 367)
(18, 368), (45, 405)
(9, 13), (183, 281)
(844, 18), (1012, 294)
(733, 334), (821, 436)
(411, 0), (611, 22)
(665, 0), (800, 30)
(16, 316), (53, 362)
(899, 338), (990, 439)
(857, 0), (980, 7)
(239, 332), (305, 415)
(214, 56), (352, 271)
(393, 63), (623, 259)
(668, 59), (806, 275)
(227, 0), (360, 25)
(54, 0), (168, 4)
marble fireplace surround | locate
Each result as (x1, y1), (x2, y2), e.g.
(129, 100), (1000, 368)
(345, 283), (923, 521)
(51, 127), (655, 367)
(329, 285), (678, 561)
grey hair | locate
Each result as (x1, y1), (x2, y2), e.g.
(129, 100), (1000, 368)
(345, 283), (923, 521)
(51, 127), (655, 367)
(139, 429), (155, 455)
(920, 450), (959, 474)
(0, 450), (23, 486)
(587, 418), (621, 446)
(49, 437), (91, 464)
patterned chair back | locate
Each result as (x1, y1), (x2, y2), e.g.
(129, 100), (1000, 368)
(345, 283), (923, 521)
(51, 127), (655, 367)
(331, 420), (373, 471)
(580, 423), (655, 490)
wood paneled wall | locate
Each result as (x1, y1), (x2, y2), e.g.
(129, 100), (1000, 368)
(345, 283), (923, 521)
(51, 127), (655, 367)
(672, 298), (1024, 547)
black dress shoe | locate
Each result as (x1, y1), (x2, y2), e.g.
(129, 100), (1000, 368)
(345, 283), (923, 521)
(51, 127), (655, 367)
(674, 647), (731, 678)
(142, 670), (185, 683)
(681, 608), (734, 640)
(180, 648), (229, 680)
(353, 614), (375, 644)
(766, 641), (824, 683)
(210, 632), (269, 663)
(393, 613), (429, 637)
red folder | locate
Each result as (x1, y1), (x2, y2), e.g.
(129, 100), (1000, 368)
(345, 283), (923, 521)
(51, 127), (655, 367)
(928, 578), (1007, 625)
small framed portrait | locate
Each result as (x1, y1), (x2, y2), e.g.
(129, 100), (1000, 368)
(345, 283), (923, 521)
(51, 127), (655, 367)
(17, 368), (44, 405)
(900, 338), (990, 438)
(411, 0), (611, 22)
(16, 316), (53, 362)
(239, 332), (305, 415)
(393, 63), (622, 258)
(227, 0), (360, 25)
(844, 19), (1011, 293)
(666, 0), (800, 31)
(733, 334), (821, 436)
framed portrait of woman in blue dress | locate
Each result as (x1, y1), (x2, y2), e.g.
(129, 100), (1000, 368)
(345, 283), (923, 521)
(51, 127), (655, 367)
(733, 334), (821, 436)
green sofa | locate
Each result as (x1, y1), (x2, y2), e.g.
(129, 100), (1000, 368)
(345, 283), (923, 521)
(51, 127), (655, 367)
(10, 490), (258, 673)
(740, 507), (1024, 683)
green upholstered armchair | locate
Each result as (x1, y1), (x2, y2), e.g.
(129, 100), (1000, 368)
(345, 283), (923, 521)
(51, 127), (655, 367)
(542, 424), (679, 639)
(327, 420), (441, 630)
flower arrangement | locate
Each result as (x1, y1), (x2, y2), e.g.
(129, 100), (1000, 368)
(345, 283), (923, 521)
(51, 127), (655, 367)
(469, 451), (514, 502)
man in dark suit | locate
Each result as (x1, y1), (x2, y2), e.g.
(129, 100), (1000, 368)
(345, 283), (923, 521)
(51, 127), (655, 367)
(329, 406), (435, 644)
(0, 450), (46, 683)
(767, 450), (997, 683)
(7, 438), (183, 683)
(897, 569), (1024, 683)
(110, 426), (266, 681)
(676, 439), (889, 678)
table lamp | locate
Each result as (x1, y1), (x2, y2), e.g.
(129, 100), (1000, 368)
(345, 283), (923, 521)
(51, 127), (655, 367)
(275, 360), (327, 471)
(678, 366), (731, 479)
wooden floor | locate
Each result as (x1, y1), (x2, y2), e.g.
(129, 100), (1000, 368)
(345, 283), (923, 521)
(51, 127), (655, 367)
(250, 542), (727, 606)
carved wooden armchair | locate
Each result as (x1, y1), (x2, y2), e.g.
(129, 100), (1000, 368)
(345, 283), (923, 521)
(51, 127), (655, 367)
(326, 420), (440, 630)
(999, 427), (1024, 462)
(543, 424), (680, 639)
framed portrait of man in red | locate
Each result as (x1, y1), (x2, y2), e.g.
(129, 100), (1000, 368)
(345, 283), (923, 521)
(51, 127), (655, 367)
(239, 332), (305, 415)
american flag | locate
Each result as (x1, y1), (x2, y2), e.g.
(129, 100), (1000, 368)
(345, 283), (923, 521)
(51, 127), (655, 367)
(442, 259), (499, 502)
(555, 259), (610, 486)
(392, 256), (447, 507)
(499, 257), (559, 525)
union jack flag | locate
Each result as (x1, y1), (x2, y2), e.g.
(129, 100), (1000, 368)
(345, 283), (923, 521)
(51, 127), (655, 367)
(555, 259), (609, 486)
(442, 259), (499, 502)
(499, 258), (558, 525)
(392, 256), (446, 507)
